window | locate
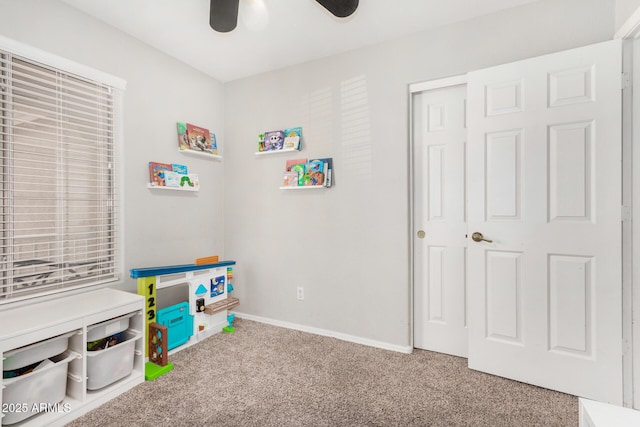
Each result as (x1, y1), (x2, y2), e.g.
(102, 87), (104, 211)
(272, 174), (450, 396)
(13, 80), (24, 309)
(0, 41), (124, 303)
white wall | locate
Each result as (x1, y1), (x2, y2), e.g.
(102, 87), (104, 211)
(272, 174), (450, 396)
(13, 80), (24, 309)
(0, 0), (226, 305)
(224, 0), (615, 348)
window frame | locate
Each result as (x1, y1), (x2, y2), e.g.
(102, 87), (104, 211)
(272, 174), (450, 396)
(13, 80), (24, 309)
(0, 36), (126, 305)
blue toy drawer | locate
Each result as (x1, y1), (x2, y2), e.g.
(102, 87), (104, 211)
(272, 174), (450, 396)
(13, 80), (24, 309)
(156, 302), (193, 350)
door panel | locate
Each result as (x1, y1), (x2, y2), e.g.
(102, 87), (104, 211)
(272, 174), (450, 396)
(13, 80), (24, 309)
(413, 84), (467, 357)
(467, 39), (622, 403)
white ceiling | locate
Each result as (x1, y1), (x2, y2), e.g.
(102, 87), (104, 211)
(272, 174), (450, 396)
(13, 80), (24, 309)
(61, 0), (540, 82)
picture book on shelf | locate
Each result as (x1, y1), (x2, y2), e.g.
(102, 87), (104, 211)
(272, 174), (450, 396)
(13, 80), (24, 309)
(283, 127), (302, 150)
(283, 171), (300, 187)
(165, 171), (199, 189)
(177, 122), (218, 155)
(171, 164), (188, 175)
(258, 127), (302, 152)
(304, 159), (325, 186)
(209, 131), (218, 155)
(281, 157), (333, 188)
(149, 162), (173, 186)
(263, 130), (285, 151)
(285, 158), (307, 186)
(317, 157), (333, 187)
(149, 162), (198, 189)
(285, 158), (307, 171)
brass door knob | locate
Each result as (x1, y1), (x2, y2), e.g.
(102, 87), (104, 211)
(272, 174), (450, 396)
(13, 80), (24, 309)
(417, 230), (426, 239)
(471, 232), (492, 243)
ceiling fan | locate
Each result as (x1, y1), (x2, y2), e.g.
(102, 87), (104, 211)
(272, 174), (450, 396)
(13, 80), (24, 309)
(210, 0), (359, 33)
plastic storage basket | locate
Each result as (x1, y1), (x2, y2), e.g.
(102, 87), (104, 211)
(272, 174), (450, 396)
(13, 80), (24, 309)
(2, 352), (75, 425)
(86, 312), (135, 342)
(3, 331), (74, 371)
(86, 329), (140, 390)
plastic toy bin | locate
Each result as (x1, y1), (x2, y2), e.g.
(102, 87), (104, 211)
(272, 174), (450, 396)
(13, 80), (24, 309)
(86, 312), (135, 342)
(86, 329), (140, 390)
(3, 331), (74, 372)
(2, 352), (75, 425)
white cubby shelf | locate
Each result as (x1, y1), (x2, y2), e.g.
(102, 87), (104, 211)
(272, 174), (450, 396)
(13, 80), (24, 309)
(0, 288), (145, 427)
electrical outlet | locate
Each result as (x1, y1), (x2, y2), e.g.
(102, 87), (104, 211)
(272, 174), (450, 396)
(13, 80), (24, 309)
(296, 286), (304, 301)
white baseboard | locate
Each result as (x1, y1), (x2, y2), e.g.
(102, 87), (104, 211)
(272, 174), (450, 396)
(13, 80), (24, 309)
(579, 398), (640, 426)
(233, 311), (413, 354)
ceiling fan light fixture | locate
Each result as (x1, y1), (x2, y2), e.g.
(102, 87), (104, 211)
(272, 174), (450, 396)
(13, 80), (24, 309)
(315, 0), (359, 18)
(210, 0), (240, 33)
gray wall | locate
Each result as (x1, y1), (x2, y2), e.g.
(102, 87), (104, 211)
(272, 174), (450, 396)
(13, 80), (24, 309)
(223, 0), (615, 348)
(0, 0), (226, 306)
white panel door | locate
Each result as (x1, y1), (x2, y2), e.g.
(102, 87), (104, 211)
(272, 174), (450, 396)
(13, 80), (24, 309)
(413, 84), (467, 357)
(467, 39), (622, 403)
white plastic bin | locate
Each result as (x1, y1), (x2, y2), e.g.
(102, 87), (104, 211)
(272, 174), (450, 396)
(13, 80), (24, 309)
(86, 330), (140, 390)
(2, 331), (74, 371)
(86, 312), (135, 342)
(2, 352), (75, 425)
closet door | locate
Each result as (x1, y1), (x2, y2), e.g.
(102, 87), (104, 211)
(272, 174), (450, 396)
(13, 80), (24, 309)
(466, 39), (622, 403)
(413, 83), (468, 357)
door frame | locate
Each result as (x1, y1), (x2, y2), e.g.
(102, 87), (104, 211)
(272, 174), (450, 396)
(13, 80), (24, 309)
(408, 74), (467, 350)
(616, 10), (640, 409)
(615, 17), (640, 412)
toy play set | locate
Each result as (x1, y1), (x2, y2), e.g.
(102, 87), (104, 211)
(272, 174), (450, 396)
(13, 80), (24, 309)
(130, 258), (238, 380)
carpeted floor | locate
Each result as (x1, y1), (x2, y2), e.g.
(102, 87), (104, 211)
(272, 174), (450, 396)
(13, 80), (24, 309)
(66, 319), (578, 426)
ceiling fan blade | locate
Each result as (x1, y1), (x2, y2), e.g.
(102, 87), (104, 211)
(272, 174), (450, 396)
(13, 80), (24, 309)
(210, 0), (240, 33)
(315, 0), (359, 18)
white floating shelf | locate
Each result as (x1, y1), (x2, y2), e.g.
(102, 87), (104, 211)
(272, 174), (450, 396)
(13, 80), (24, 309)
(147, 184), (199, 192)
(279, 185), (326, 190)
(255, 148), (301, 156)
(178, 149), (222, 160)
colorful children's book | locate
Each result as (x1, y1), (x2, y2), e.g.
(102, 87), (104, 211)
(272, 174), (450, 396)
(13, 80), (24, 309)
(285, 158), (307, 171)
(209, 132), (218, 155)
(177, 122), (217, 155)
(304, 159), (325, 186)
(148, 162), (173, 186)
(317, 157), (333, 187)
(284, 158), (307, 186)
(171, 164), (188, 175)
(180, 174), (199, 190)
(283, 127), (302, 150)
(263, 130), (285, 151)
(283, 171), (300, 187)
(291, 164), (305, 186)
(164, 171), (182, 188)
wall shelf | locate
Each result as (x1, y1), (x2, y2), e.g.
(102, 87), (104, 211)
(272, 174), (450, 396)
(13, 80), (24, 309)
(280, 185), (326, 190)
(179, 149), (222, 161)
(147, 184), (199, 192)
(255, 147), (300, 156)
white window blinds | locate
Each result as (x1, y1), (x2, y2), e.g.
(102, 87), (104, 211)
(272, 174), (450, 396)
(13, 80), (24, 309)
(0, 49), (120, 302)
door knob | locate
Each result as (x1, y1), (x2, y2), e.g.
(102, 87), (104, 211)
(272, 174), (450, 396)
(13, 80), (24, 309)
(417, 230), (426, 239)
(471, 232), (492, 243)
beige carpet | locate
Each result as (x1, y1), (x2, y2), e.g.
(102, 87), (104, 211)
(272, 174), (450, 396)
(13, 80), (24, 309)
(66, 319), (578, 426)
